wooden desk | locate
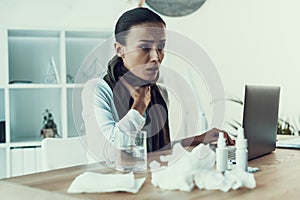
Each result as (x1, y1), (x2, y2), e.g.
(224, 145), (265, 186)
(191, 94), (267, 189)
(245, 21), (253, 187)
(3, 147), (300, 199)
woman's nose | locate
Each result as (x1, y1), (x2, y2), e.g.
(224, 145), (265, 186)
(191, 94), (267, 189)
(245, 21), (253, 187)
(149, 48), (160, 62)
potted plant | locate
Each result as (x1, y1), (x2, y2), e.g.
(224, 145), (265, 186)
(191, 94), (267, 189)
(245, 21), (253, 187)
(277, 117), (298, 135)
(41, 109), (58, 138)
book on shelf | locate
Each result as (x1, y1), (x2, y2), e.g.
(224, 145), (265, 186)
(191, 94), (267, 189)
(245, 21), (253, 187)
(9, 80), (32, 84)
(0, 121), (5, 143)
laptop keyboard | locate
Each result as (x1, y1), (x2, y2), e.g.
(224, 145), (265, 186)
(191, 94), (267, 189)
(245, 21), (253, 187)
(227, 146), (236, 161)
(210, 144), (236, 161)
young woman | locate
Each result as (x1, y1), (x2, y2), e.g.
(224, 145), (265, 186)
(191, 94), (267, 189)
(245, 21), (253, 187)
(94, 7), (234, 153)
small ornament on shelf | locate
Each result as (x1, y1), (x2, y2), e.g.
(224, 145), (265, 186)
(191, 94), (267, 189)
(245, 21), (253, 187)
(41, 109), (58, 138)
(67, 74), (75, 83)
(43, 56), (60, 84)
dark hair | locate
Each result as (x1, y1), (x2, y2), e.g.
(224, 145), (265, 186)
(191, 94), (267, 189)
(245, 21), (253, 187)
(115, 7), (166, 45)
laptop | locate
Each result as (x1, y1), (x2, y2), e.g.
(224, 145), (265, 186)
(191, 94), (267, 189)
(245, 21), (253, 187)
(276, 137), (300, 149)
(226, 85), (281, 160)
(238, 85), (281, 160)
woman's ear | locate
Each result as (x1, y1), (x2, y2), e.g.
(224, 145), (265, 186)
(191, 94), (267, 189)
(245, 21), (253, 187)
(114, 42), (124, 58)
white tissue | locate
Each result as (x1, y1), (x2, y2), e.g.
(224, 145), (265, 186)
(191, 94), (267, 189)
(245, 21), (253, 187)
(151, 156), (195, 192)
(194, 169), (233, 192)
(150, 143), (256, 192)
(190, 143), (216, 170)
(224, 166), (256, 190)
(194, 166), (256, 192)
(150, 143), (215, 192)
(159, 141), (186, 162)
(67, 172), (145, 194)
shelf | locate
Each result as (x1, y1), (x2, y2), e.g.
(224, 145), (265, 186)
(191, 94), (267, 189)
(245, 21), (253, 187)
(0, 143), (7, 148)
(0, 89), (4, 121)
(9, 84), (63, 89)
(0, 148), (7, 179)
(8, 29), (60, 38)
(67, 88), (84, 137)
(9, 88), (62, 143)
(9, 83), (86, 89)
(0, 30), (8, 88)
(10, 141), (42, 148)
(65, 36), (106, 84)
(66, 83), (85, 88)
(65, 30), (112, 39)
(0, 28), (113, 178)
(0, 89), (5, 145)
(8, 31), (61, 84)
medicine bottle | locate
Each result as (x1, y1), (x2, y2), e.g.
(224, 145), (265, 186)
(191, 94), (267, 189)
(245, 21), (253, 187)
(236, 127), (248, 171)
(216, 132), (228, 172)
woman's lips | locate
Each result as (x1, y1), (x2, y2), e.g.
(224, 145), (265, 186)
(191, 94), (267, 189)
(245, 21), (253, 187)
(146, 64), (159, 71)
(145, 69), (158, 78)
(146, 66), (159, 74)
(146, 67), (159, 71)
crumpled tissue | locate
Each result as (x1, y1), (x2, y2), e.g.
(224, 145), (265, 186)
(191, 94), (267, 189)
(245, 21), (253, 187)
(67, 172), (145, 194)
(150, 143), (256, 192)
(194, 166), (256, 192)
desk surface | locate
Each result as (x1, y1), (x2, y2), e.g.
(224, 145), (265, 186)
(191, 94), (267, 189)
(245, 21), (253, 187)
(4, 142), (300, 200)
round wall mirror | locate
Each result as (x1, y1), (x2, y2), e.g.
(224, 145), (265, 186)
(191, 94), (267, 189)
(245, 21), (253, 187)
(146, 0), (206, 17)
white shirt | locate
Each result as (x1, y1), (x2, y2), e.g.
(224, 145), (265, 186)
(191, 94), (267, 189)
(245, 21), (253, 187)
(82, 78), (168, 162)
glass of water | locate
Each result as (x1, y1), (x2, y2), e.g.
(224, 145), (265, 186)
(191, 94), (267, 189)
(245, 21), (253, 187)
(115, 130), (147, 172)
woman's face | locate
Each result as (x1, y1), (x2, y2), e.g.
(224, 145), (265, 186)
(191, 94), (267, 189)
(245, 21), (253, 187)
(115, 23), (166, 81)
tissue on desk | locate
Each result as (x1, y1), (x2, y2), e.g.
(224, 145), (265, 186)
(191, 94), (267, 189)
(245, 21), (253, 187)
(194, 166), (256, 192)
(150, 143), (216, 192)
(67, 172), (145, 194)
(150, 143), (256, 192)
(225, 167), (256, 190)
(194, 169), (232, 192)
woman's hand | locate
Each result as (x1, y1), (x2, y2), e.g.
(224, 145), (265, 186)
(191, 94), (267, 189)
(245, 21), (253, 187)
(201, 128), (235, 145)
(131, 86), (151, 116)
(180, 128), (235, 147)
(120, 77), (151, 116)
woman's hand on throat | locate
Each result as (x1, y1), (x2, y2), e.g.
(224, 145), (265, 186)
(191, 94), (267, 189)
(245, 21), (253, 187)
(120, 77), (151, 116)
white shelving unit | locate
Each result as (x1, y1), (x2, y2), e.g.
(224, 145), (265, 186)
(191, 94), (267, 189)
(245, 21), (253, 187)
(0, 28), (112, 178)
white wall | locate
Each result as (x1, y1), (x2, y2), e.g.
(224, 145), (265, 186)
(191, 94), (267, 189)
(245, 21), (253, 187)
(162, 0), (300, 133)
(1, 0), (300, 131)
(0, 0), (136, 29)
(167, 0), (300, 132)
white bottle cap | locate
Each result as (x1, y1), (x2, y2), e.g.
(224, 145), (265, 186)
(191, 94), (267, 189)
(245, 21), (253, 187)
(236, 127), (247, 148)
(217, 132), (226, 148)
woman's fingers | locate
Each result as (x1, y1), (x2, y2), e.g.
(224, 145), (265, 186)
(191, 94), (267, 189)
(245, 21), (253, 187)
(203, 128), (235, 145)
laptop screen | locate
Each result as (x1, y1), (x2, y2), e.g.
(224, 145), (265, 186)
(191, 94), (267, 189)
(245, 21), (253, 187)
(242, 85), (280, 160)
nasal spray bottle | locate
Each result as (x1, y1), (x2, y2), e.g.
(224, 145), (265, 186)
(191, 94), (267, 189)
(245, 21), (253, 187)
(236, 127), (248, 171)
(216, 132), (228, 172)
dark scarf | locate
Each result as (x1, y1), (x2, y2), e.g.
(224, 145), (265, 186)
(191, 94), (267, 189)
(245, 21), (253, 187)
(103, 55), (171, 152)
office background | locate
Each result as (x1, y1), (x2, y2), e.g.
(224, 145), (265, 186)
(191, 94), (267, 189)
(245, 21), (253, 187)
(0, 0), (300, 130)
(0, 0), (299, 178)
(1, 0), (299, 129)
